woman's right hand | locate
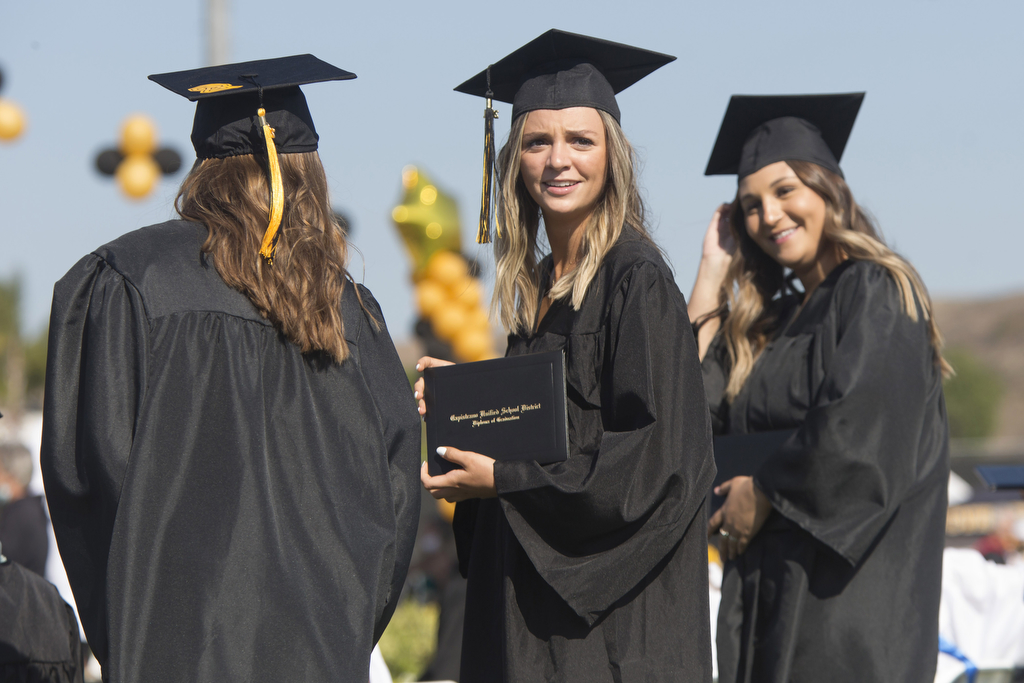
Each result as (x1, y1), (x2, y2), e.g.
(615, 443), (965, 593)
(689, 204), (737, 359)
(413, 356), (455, 416)
(702, 202), (737, 268)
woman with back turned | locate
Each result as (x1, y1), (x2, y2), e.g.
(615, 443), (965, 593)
(41, 56), (421, 683)
(690, 94), (950, 683)
(417, 30), (716, 682)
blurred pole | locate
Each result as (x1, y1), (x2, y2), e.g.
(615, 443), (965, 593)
(207, 0), (230, 66)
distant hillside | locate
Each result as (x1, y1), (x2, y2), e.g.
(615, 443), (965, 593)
(934, 294), (1024, 438)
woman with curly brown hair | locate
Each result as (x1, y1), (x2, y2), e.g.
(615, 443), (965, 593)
(689, 94), (950, 683)
(40, 56), (421, 683)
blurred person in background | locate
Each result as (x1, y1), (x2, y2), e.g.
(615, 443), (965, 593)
(974, 512), (1024, 564)
(691, 94), (950, 683)
(0, 441), (48, 576)
(40, 56), (421, 683)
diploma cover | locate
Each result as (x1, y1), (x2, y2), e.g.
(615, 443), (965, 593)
(711, 429), (797, 513)
(424, 350), (570, 475)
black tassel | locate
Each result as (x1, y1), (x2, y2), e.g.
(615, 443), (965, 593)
(477, 67), (500, 244)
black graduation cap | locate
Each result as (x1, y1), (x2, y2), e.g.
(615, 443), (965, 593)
(456, 30), (674, 244)
(149, 54), (355, 160)
(705, 93), (865, 179)
(455, 29), (675, 123)
(149, 55), (355, 265)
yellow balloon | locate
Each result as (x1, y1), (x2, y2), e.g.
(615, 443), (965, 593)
(453, 328), (494, 362)
(432, 303), (468, 340)
(121, 114), (157, 155)
(116, 154), (160, 199)
(450, 277), (484, 309)
(426, 251), (468, 287)
(416, 279), (447, 318)
(0, 99), (26, 141)
(465, 307), (491, 333)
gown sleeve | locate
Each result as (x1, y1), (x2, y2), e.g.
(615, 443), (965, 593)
(491, 262), (716, 626)
(754, 264), (947, 566)
(700, 333), (731, 434)
(352, 287), (423, 644)
(40, 254), (149, 665)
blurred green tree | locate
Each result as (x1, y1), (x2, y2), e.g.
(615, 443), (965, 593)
(0, 277), (23, 415)
(943, 347), (1004, 438)
(24, 326), (47, 409)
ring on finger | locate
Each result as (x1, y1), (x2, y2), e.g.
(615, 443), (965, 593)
(719, 529), (730, 538)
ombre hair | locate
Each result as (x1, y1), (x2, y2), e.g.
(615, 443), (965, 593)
(491, 109), (652, 334)
(176, 151), (363, 364)
(717, 160), (951, 400)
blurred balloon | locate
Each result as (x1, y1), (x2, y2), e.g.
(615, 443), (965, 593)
(427, 250), (469, 287)
(416, 280), (448, 318)
(95, 113), (183, 199)
(0, 99), (26, 141)
(449, 277), (484, 308)
(116, 154), (160, 199)
(464, 307), (491, 333)
(393, 165), (498, 362)
(433, 303), (468, 340)
(453, 328), (494, 362)
(154, 148), (182, 174)
(96, 150), (124, 175)
(0, 66), (27, 142)
(120, 114), (157, 155)
(392, 165), (461, 277)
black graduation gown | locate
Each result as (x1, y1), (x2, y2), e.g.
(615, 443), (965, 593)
(0, 557), (83, 683)
(40, 221), (421, 683)
(455, 228), (717, 683)
(703, 260), (949, 683)
(0, 495), (50, 576)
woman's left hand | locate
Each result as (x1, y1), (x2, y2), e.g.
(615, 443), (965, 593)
(420, 446), (498, 503)
(708, 476), (773, 561)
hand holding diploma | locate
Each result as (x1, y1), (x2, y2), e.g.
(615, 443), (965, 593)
(420, 446), (497, 502)
(415, 356), (498, 501)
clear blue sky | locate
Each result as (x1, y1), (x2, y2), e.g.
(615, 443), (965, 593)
(2, 0), (1022, 340)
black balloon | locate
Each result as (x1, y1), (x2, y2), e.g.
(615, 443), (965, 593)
(96, 149), (123, 176)
(332, 209), (352, 236)
(154, 148), (182, 175)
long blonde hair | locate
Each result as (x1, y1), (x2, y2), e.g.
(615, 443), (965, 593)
(720, 160), (951, 400)
(176, 151), (360, 364)
(491, 110), (651, 333)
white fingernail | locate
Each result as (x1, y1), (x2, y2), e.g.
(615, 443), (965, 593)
(416, 363), (422, 370)
(436, 447), (447, 457)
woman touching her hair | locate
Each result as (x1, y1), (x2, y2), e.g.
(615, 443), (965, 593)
(416, 31), (716, 683)
(690, 94), (950, 683)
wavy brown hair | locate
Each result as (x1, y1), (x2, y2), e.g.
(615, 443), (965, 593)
(719, 160), (951, 400)
(176, 151), (362, 364)
(491, 110), (652, 333)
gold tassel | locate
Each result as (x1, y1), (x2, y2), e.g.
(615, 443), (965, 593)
(257, 107), (285, 265)
(475, 96), (499, 244)
(476, 69), (501, 244)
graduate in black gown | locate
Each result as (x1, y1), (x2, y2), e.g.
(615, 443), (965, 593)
(40, 56), (421, 683)
(0, 544), (84, 683)
(689, 94), (951, 683)
(416, 31), (716, 682)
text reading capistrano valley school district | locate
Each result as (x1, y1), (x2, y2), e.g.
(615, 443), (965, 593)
(449, 403), (543, 427)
